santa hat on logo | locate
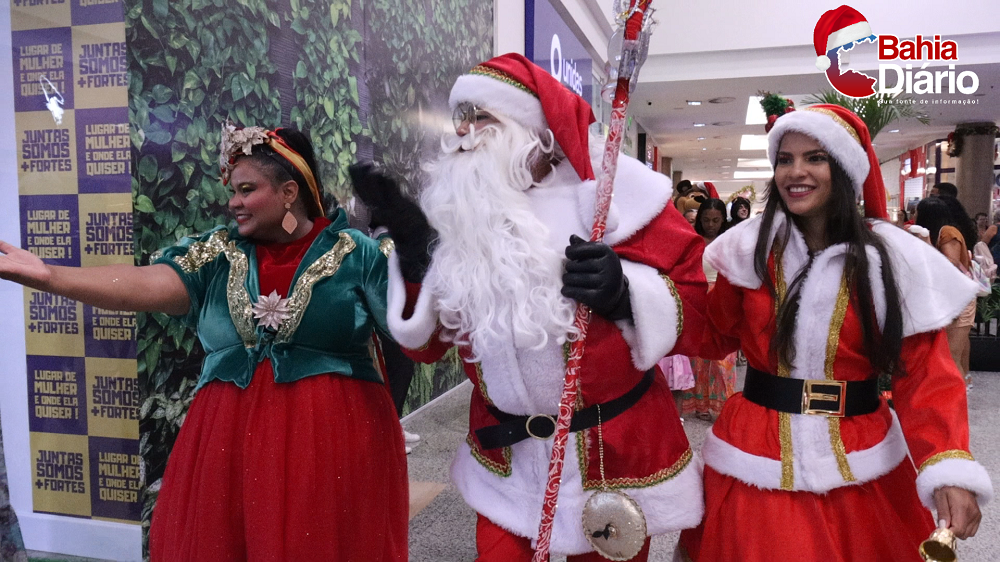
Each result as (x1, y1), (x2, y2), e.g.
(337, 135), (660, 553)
(449, 53), (597, 181)
(767, 104), (888, 219)
(813, 5), (872, 71)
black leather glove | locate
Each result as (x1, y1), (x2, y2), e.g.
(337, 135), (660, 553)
(349, 163), (436, 283)
(561, 234), (632, 322)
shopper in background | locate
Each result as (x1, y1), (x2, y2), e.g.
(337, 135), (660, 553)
(729, 197), (751, 228)
(917, 197), (979, 388)
(681, 198), (738, 421)
(930, 181), (958, 198)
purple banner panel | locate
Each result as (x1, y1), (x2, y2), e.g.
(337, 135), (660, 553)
(76, 39), (126, 91)
(20, 194), (80, 266)
(75, 107), (130, 193)
(19, 125), (73, 174)
(88, 436), (140, 521)
(71, 0), (125, 26)
(26, 355), (88, 435)
(82, 207), (132, 258)
(12, 27), (73, 112)
(84, 306), (136, 358)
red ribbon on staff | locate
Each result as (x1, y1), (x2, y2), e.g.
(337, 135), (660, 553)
(531, 2), (655, 560)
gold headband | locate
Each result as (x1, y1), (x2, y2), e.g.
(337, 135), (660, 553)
(219, 122), (323, 213)
(803, 107), (862, 145)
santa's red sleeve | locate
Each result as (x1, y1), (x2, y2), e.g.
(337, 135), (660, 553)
(613, 203), (708, 368)
(384, 254), (451, 363)
(892, 329), (993, 508)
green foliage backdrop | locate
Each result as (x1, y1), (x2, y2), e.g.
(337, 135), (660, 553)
(126, 0), (492, 555)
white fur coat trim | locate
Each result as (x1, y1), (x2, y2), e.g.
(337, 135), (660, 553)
(385, 253), (439, 350)
(705, 212), (979, 338)
(617, 260), (681, 371)
(573, 151), (673, 247)
(915, 458), (994, 509)
(451, 434), (704, 555)
(701, 411), (908, 492)
(449, 74), (546, 134)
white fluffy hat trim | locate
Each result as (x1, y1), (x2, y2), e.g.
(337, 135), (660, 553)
(449, 74), (547, 132)
(767, 109), (869, 198)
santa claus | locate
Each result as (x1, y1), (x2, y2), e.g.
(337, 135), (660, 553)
(352, 53), (707, 561)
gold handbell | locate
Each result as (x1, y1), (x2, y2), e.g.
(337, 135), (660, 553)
(919, 525), (957, 562)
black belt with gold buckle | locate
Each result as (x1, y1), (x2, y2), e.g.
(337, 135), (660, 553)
(475, 368), (655, 450)
(743, 366), (880, 417)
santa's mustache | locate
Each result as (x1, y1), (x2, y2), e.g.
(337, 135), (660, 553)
(439, 124), (501, 154)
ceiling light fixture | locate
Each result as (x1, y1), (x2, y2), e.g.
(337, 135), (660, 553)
(734, 171), (775, 179)
(693, 123), (706, 127)
(888, 129), (900, 133)
(740, 134), (769, 151)
(745, 95), (766, 125)
(697, 137), (706, 141)
(687, 100), (702, 106)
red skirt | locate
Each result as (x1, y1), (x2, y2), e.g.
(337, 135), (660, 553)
(149, 363), (408, 561)
(680, 463), (935, 562)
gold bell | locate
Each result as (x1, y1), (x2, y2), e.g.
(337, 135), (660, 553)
(919, 525), (957, 562)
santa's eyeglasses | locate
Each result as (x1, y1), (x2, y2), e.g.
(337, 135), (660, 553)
(452, 102), (496, 132)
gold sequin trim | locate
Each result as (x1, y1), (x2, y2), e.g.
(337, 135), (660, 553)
(470, 65), (538, 98)
(804, 107), (862, 145)
(582, 448), (694, 491)
(173, 230), (228, 273)
(378, 237), (395, 258)
(222, 242), (256, 347)
(919, 450), (975, 473)
(825, 273), (856, 483)
(473, 363), (495, 407)
(275, 232), (356, 343)
(467, 434), (512, 477)
(779, 412), (794, 490)
(772, 246), (795, 490)
(661, 274), (684, 337)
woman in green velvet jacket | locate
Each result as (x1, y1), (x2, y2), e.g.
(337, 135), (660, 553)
(0, 126), (408, 561)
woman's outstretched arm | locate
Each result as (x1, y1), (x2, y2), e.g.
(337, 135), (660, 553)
(0, 240), (189, 315)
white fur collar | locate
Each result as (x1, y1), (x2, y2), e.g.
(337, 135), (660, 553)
(705, 209), (978, 340)
(541, 153), (672, 246)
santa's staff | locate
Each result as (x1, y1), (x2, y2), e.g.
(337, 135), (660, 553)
(532, 1), (656, 560)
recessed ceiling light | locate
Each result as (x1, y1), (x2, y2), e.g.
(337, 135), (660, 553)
(740, 134), (769, 151)
(734, 171), (775, 179)
(737, 157), (772, 168)
(888, 129), (900, 133)
(746, 96), (766, 125)
(697, 137), (706, 141)
(702, 148), (707, 150)
(687, 100), (702, 106)
(721, 165), (731, 169)
(709, 97), (736, 104)
(694, 123), (706, 127)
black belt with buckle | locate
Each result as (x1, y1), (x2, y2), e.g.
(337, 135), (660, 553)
(743, 366), (880, 417)
(474, 368), (655, 450)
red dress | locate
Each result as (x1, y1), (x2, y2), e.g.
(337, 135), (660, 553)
(679, 215), (992, 562)
(150, 219), (408, 561)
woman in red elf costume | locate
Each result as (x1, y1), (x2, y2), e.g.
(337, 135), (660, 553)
(679, 101), (992, 561)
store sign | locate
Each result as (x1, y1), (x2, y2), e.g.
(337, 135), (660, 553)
(526, 0), (592, 101)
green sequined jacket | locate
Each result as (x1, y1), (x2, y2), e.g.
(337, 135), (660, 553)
(154, 210), (391, 390)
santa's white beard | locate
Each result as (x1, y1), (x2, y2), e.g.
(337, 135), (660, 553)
(421, 121), (578, 358)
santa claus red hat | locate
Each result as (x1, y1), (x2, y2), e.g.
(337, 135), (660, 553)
(813, 5), (872, 71)
(695, 181), (719, 199)
(767, 104), (887, 219)
(449, 53), (597, 181)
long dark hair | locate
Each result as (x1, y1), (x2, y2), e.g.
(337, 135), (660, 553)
(915, 197), (954, 246)
(753, 157), (904, 376)
(936, 195), (977, 250)
(694, 198), (728, 238)
(245, 127), (327, 219)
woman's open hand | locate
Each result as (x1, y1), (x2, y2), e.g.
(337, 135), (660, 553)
(0, 240), (51, 288)
(934, 486), (982, 539)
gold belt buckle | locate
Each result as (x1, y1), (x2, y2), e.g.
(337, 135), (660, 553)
(525, 414), (556, 440)
(801, 380), (846, 417)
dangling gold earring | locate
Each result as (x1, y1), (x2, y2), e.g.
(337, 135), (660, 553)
(281, 202), (298, 234)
